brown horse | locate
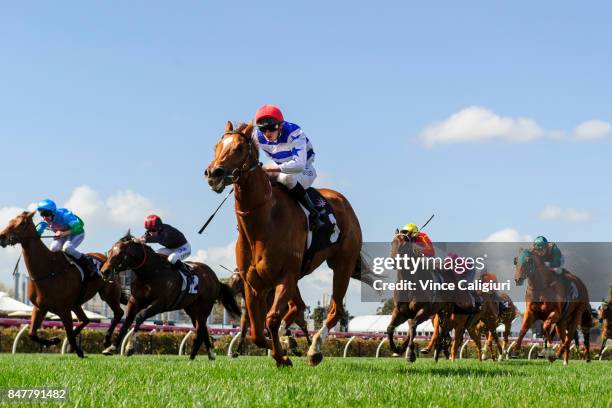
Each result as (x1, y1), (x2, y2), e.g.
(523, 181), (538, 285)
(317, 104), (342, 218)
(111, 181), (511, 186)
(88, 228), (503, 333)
(100, 233), (241, 360)
(228, 270), (311, 357)
(513, 248), (592, 364)
(481, 292), (518, 359)
(386, 231), (453, 362)
(205, 121), (367, 367)
(0, 211), (126, 357)
(597, 297), (610, 358)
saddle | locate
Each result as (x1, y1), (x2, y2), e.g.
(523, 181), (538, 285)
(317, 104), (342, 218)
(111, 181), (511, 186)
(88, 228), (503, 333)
(168, 262), (199, 310)
(299, 188), (342, 277)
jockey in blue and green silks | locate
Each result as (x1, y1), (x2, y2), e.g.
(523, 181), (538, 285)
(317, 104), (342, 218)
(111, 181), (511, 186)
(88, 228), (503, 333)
(532, 236), (565, 275)
(36, 198), (96, 277)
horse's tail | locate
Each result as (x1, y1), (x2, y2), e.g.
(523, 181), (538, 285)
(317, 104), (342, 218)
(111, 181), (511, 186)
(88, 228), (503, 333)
(352, 250), (377, 289)
(581, 306), (594, 329)
(120, 289), (130, 305)
(218, 283), (241, 318)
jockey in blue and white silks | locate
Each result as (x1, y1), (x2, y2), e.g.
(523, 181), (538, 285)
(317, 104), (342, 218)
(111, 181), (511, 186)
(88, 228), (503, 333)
(253, 104), (324, 230)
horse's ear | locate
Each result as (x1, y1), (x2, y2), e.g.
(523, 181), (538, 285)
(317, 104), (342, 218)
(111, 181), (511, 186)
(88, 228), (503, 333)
(225, 121), (234, 132)
(27, 210), (36, 219)
(395, 228), (399, 234)
(243, 121), (254, 136)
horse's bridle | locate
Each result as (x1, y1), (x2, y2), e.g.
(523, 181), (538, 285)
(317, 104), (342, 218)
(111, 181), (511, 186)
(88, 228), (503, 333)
(220, 130), (261, 185)
(108, 240), (148, 278)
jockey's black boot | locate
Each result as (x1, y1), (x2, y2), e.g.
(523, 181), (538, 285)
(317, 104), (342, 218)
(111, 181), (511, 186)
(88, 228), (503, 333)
(289, 183), (325, 231)
(75, 255), (96, 281)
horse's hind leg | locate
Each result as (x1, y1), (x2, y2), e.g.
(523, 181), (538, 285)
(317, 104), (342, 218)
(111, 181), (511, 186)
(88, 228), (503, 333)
(308, 256), (354, 367)
(71, 306), (90, 337)
(190, 299), (216, 361)
(98, 283), (124, 348)
(104, 298), (141, 355)
(28, 306), (60, 347)
(58, 308), (84, 358)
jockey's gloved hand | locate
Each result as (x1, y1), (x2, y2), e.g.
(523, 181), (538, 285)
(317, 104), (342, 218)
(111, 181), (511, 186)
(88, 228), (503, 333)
(544, 261), (551, 267)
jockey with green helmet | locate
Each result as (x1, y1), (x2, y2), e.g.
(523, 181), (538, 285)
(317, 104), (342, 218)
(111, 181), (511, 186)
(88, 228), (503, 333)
(532, 236), (565, 275)
(36, 198), (97, 278)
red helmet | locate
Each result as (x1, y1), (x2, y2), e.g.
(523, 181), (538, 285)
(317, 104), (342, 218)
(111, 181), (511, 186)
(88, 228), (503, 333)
(144, 214), (162, 231)
(255, 104), (284, 125)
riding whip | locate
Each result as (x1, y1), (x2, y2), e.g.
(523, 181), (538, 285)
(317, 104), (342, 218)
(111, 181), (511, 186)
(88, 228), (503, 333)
(198, 188), (234, 234)
(420, 214), (435, 231)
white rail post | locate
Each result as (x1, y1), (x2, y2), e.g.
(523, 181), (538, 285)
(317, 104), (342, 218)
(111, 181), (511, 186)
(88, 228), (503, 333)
(459, 339), (472, 359)
(227, 332), (242, 357)
(528, 343), (540, 360)
(12, 324), (29, 354)
(120, 328), (135, 356)
(375, 338), (388, 358)
(343, 336), (356, 358)
(178, 331), (194, 356)
(61, 338), (70, 355)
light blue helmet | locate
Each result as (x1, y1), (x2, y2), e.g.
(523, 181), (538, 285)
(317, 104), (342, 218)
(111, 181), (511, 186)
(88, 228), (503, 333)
(37, 199), (57, 213)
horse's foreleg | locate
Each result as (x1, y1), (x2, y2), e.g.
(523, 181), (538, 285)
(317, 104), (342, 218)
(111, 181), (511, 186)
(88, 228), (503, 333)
(386, 306), (409, 355)
(512, 310), (535, 358)
(234, 305), (249, 357)
(104, 299), (141, 355)
(244, 285), (273, 351)
(266, 280), (294, 368)
(28, 306), (60, 347)
(98, 284), (125, 348)
(543, 310), (560, 362)
(422, 314), (439, 355)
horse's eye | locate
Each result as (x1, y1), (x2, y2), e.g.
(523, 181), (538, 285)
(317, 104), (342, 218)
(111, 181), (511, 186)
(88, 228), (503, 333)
(235, 145), (243, 154)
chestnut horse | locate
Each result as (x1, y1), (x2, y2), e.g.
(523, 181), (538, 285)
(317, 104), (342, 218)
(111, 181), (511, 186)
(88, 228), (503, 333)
(513, 248), (592, 364)
(0, 211), (126, 357)
(205, 121), (367, 367)
(228, 270), (311, 357)
(100, 233), (241, 360)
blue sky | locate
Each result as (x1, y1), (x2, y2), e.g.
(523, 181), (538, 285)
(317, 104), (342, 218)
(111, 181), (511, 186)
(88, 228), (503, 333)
(1, 2), (610, 314)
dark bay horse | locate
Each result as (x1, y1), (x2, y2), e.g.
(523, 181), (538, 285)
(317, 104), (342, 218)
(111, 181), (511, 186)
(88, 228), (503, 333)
(205, 121), (367, 367)
(514, 248), (592, 364)
(481, 291), (518, 359)
(100, 233), (241, 360)
(0, 211), (126, 357)
(386, 230), (453, 362)
(228, 270), (311, 357)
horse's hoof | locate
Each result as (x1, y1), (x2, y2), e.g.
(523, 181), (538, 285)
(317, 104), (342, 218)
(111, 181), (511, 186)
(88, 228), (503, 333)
(391, 352), (401, 357)
(231, 352), (240, 359)
(407, 352), (417, 363)
(77, 349), (85, 358)
(125, 347), (135, 357)
(563, 360), (568, 366)
(420, 348), (430, 355)
(276, 356), (293, 368)
(208, 352), (217, 361)
(307, 352), (323, 367)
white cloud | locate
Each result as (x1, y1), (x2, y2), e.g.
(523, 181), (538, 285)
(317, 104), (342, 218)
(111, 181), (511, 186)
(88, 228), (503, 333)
(418, 106), (609, 147)
(188, 241), (236, 277)
(61, 185), (162, 231)
(419, 106), (546, 146)
(106, 190), (159, 226)
(483, 228), (532, 242)
(539, 205), (592, 222)
(572, 120), (611, 141)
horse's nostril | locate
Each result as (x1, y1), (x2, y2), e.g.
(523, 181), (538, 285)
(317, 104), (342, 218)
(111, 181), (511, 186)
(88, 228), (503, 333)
(204, 169), (209, 177)
(212, 167), (225, 178)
